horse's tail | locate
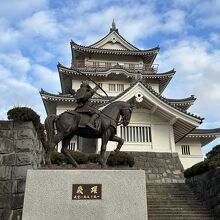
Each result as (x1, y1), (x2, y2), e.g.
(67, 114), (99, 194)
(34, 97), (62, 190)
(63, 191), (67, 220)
(44, 114), (57, 150)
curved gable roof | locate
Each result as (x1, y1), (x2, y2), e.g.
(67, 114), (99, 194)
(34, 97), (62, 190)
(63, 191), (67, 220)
(89, 29), (140, 51)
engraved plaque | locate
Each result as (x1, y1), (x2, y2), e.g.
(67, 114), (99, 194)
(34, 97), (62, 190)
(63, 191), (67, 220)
(72, 184), (102, 200)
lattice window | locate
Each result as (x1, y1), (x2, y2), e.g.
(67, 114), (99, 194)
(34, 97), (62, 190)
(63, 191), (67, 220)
(181, 145), (190, 155)
(129, 64), (135, 69)
(105, 62), (112, 68)
(117, 84), (124, 91)
(120, 126), (152, 143)
(76, 60), (85, 68)
(109, 84), (116, 91)
(93, 62), (99, 68)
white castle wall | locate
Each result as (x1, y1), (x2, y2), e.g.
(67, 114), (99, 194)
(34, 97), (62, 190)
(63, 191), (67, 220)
(72, 79), (159, 97)
(97, 109), (175, 153)
(176, 139), (204, 169)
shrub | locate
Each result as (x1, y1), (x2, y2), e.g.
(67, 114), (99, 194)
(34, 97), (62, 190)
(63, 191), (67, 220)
(7, 107), (46, 146)
(51, 152), (66, 165)
(206, 145), (220, 159)
(88, 153), (100, 163)
(107, 152), (135, 167)
(7, 107), (40, 128)
(69, 151), (88, 164)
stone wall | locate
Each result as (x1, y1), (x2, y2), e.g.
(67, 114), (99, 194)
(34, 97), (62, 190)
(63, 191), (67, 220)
(130, 152), (185, 183)
(0, 121), (44, 220)
(186, 167), (220, 219)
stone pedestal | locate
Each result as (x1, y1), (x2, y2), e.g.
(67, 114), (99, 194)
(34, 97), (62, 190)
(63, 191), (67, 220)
(22, 170), (147, 220)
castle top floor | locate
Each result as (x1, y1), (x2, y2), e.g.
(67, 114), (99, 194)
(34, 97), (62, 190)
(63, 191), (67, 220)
(71, 21), (159, 74)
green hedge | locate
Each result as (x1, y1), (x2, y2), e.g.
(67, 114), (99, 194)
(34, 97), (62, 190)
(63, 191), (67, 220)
(107, 152), (134, 167)
(184, 157), (220, 178)
(51, 151), (135, 167)
(206, 145), (220, 159)
(51, 152), (67, 165)
(7, 107), (46, 146)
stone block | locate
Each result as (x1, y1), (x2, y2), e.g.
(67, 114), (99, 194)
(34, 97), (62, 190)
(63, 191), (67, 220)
(13, 121), (34, 130)
(22, 170), (147, 220)
(3, 209), (23, 220)
(0, 180), (13, 194)
(148, 174), (157, 180)
(16, 153), (32, 165)
(0, 138), (14, 154)
(0, 166), (12, 180)
(0, 130), (15, 139)
(11, 193), (24, 209)
(173, 170), (182, 175)
(17, 129), (36, 139)
(14, 139), (33, 152)
(3, 153), (16, 166)
(158, 167), (165, 174)
(12, 165), (32, 179)
(0, 194), (11, 209)
(16, 178), (26, 193)
(0, 121), (13, 130)
(0, 193), (24, 209)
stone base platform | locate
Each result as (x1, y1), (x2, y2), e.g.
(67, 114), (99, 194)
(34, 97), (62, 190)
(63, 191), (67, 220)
(22, 170), (147, 220)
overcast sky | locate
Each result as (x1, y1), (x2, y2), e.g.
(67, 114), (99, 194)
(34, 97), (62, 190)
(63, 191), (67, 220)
(0, 0), (220, 154)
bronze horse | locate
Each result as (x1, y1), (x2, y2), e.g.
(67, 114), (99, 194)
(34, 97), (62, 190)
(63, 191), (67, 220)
(44, 101), (133, 167)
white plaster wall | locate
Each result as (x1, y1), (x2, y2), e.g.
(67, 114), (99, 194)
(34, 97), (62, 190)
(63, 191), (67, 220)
(56, 103), (76, 115)
(151, 124), (173, 152)
(72, 79), (130, 97)
(149, 83), (159, 93)
(176, 138), (204, 169)
(72, 80), (82, 90)
(100, 42), (128, 50)
(97, 109), (175, 153)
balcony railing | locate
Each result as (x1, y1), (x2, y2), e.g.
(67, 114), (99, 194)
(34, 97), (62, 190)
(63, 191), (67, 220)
(75, 61), (158, 74)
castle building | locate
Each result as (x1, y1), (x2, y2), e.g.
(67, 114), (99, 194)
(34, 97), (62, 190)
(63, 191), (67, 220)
(40, 21), (220, 169)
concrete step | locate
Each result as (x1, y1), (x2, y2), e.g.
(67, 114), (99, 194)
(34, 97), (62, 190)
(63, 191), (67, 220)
(148, 216), (214, 220)
(146, 183), (213, 220)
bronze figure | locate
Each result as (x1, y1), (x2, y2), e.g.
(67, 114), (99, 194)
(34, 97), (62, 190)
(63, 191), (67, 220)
(44, 83), (134, 168)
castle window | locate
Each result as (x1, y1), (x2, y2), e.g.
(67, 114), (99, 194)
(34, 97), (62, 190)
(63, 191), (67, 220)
(93, 62), (99, 68)
(181, 145), (190, 155)
(105, 62), (112, 68)
(117, 84), (124, 91)
(120, 126), (151, 143)
(129, 64), (135, 69)
(109, 84), (116, 91)
(76, 60), (85, 68)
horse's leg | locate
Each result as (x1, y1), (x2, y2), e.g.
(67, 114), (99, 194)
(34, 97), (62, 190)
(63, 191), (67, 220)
(61, 134), (78, 168)
(99, 129), (112, 168)
(45, 132), (65, 166)
(110, 135), (124, 154)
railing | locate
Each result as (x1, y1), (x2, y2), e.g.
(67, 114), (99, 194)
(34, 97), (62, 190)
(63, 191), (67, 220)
(75, 61), (158, 74)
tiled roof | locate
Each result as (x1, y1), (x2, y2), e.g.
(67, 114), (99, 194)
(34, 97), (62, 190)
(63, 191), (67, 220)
(166, 95), (196, 103)
(98, 80), (203, 121)
(70, 40), (159, 56)
(40, 89), (108, 104)
(58, 63), (174, 79)
(41, 78), (203, 122)
(89, 29), (140, 50)
(189, 128), (220, 135)
(166, 95), (196, 110)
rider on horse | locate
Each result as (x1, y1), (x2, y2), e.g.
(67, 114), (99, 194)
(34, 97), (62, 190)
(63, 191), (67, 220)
(69, 82), (100, 131)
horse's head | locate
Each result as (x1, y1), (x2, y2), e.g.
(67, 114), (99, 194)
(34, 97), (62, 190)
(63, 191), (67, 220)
(120, 103), (134, 126)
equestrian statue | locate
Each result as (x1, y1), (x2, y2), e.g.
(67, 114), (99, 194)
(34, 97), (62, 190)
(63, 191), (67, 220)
(44, 82), (134, 168)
